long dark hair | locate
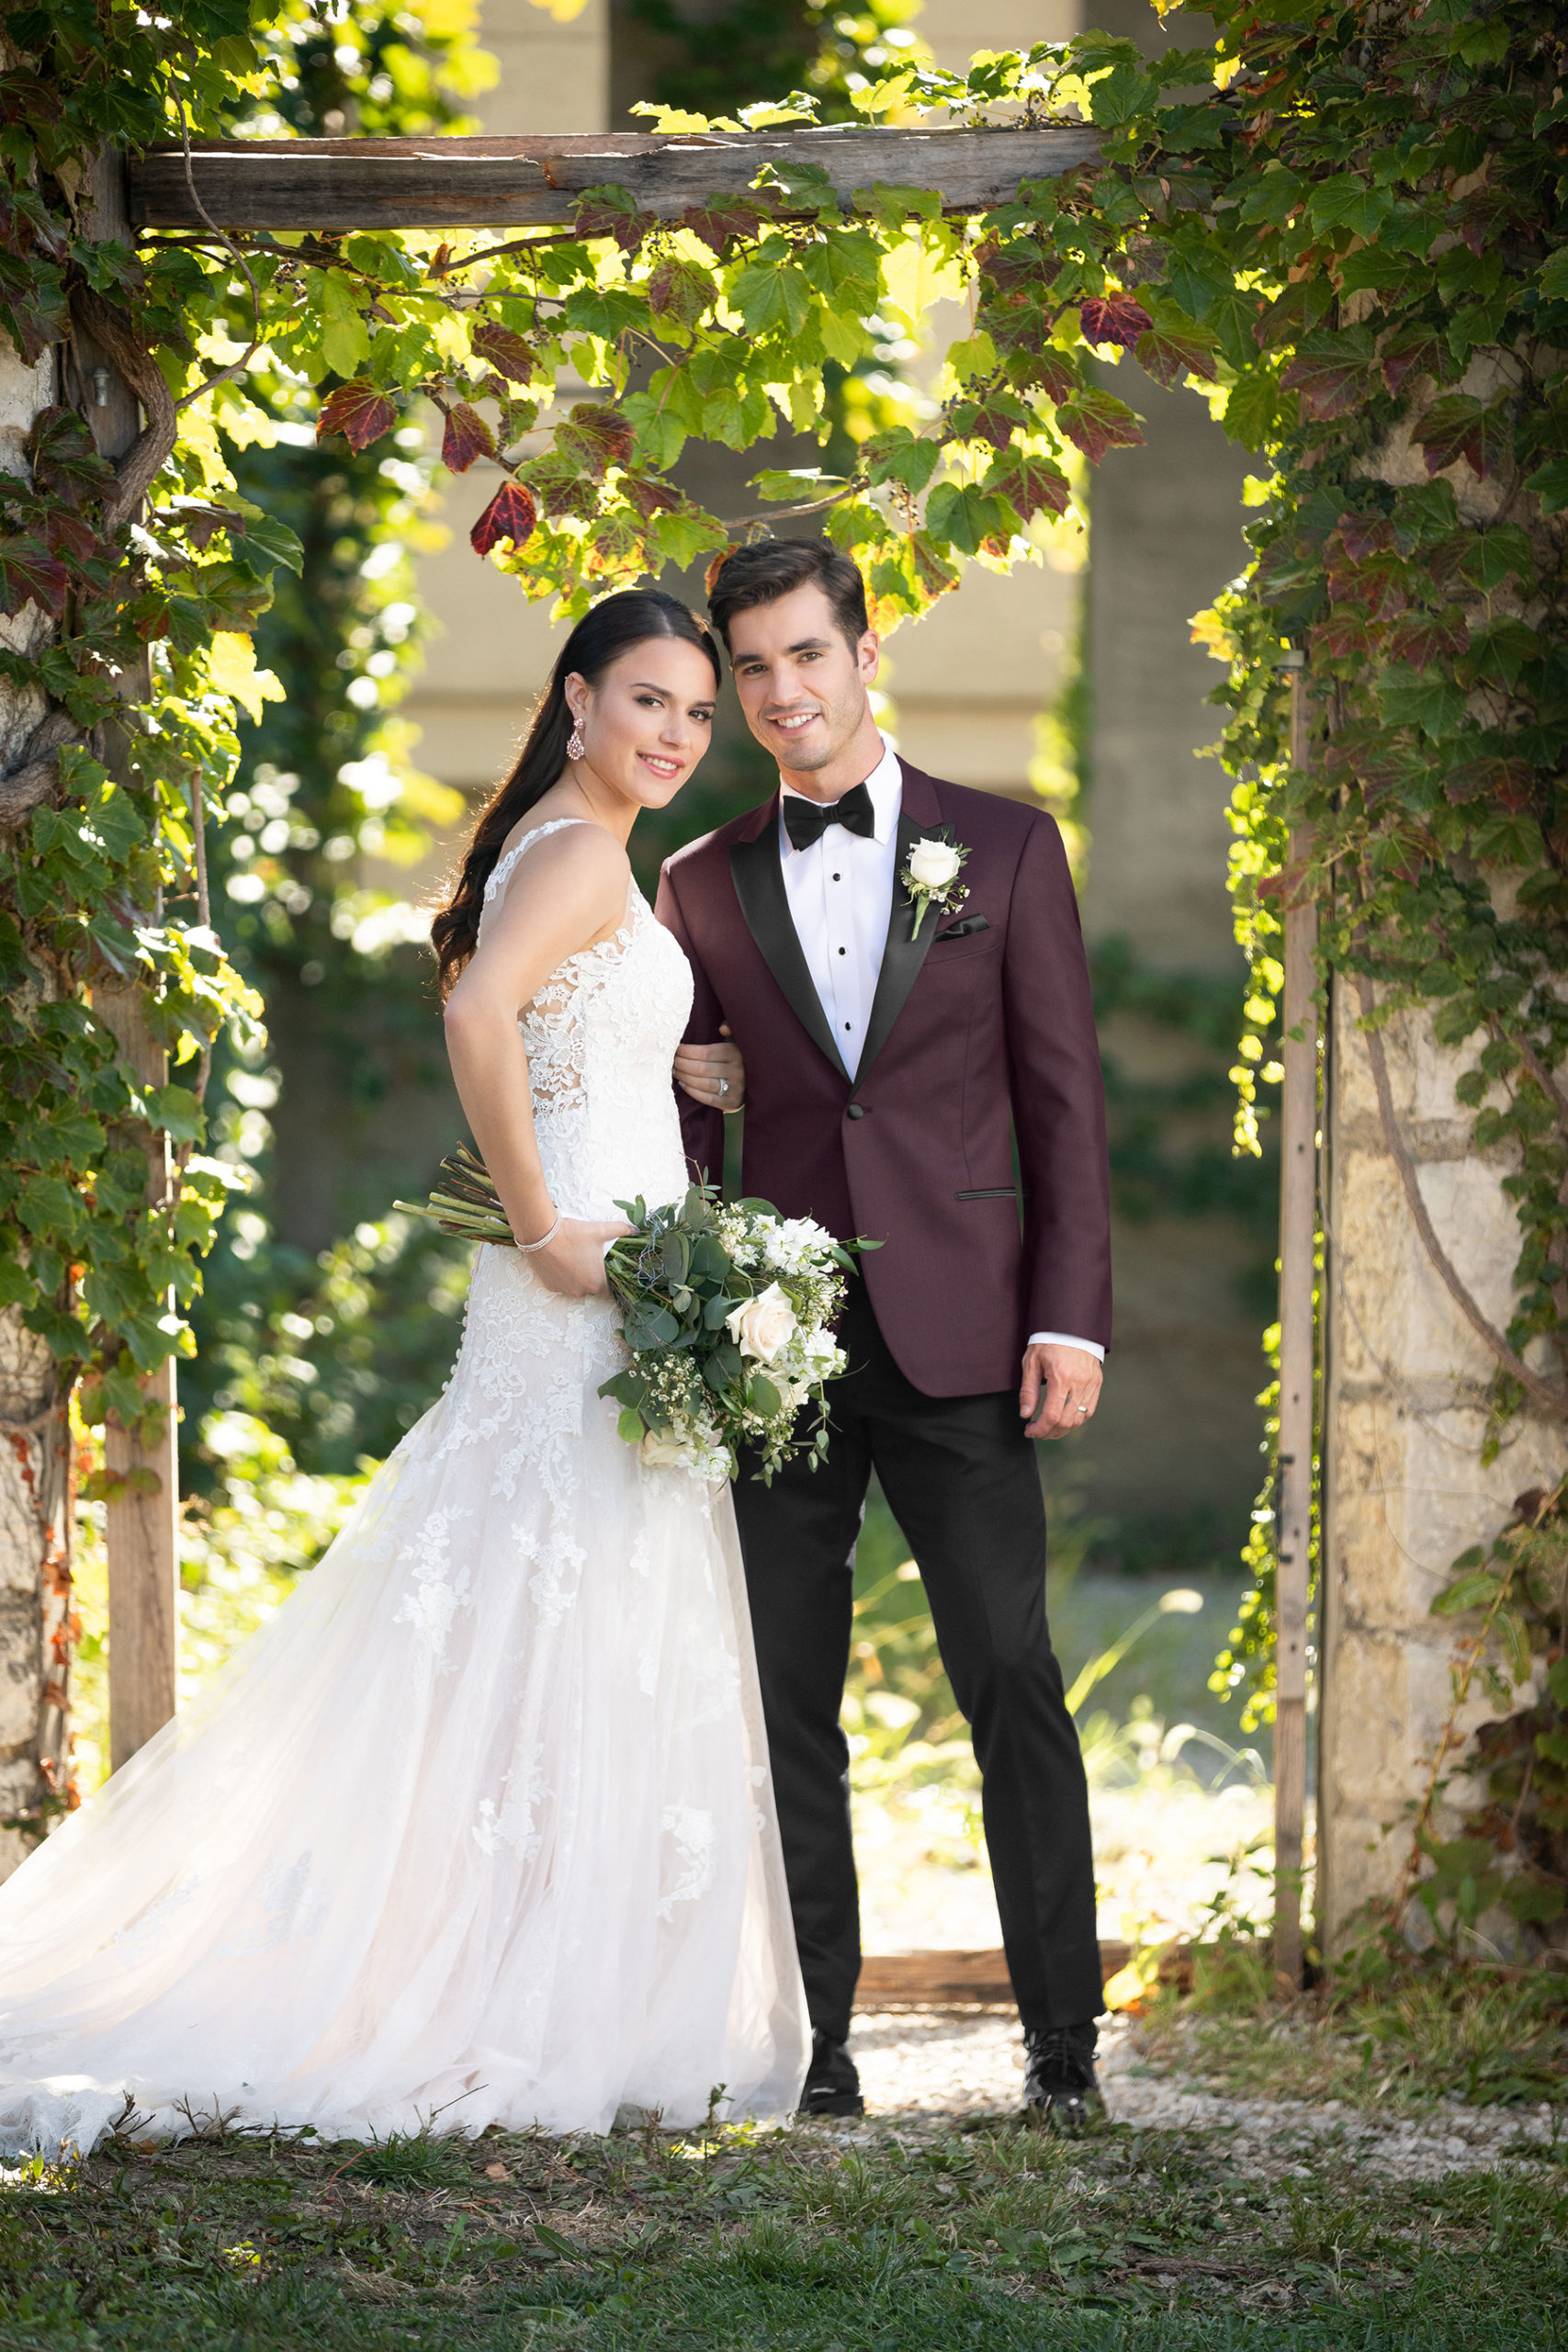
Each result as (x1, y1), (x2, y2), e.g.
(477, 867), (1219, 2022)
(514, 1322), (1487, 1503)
(431, 588), (720, 996)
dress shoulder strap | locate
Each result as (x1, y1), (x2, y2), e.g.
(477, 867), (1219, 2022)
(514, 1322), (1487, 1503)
(483, 818), (592, 913)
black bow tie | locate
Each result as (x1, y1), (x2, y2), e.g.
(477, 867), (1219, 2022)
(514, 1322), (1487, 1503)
(782, 780), (876, 854)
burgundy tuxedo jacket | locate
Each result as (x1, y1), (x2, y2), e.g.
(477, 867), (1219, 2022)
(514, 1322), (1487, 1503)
(654, 758), (1111, 1398)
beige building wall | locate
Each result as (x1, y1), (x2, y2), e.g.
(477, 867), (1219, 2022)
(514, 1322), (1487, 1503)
(401, 2), (610, 801)
(405, 0), (1088, 811)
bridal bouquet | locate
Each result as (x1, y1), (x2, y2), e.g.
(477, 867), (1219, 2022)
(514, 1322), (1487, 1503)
(398, 1153), (868, 1482)
(600, 1186), (868, 1483)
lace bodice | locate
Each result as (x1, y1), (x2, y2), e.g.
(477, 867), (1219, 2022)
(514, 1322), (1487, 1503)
(479, 820), (694, 1219)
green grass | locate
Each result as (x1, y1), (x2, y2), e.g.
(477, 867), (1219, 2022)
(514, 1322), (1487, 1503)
(1134, 1953), (1568, 2114)
(5, 2103), (1564, 2350)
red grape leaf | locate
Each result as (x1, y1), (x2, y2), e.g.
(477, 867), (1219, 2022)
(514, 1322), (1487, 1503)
(556, 403), (634, 480)
(908, 529), (962, 603)
(575, 188), (649, 254)
(42, 507), (100, 562)
(1055, 388), (1145, 464)
(1334, 514), (1394, 564)
(621, 474), (681, 521)
(1413, 394), (1513, 481)
(442, 401), (496, 475)
(28, 406), (113, 508)
(1310, 612), (1373, 662)
(469, 479), (537, 557)
(949, 393), (1028, 450)
(648, 257), (717, 331)
(471, 322), (536, 386)
(985, 450), (1071, 520)
(1079, 295), (1151, 351)
(1280, 347), (1369, 421)
(0, 535), (69, 618)
(1134, 321), (1216, 389)
(1443, 753), (1533, 810)
(1380, 324), (1450, 396)
(318, 380), (398, 454)
(679, 198), (770, 256)
(1386, 609), (1469, 667)
(1002, 344), (1081, 406)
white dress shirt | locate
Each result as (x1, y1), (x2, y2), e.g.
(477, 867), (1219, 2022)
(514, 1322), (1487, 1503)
(777, 737), (1103, 1366)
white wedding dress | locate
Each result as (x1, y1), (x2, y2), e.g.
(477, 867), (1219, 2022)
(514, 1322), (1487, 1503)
(0, 820), (807, 2156)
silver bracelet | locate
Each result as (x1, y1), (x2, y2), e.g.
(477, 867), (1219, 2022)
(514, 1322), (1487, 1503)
(516, 1208), (563, 1254)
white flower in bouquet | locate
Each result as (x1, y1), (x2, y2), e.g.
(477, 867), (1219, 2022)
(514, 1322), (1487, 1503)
(726, 1282), (796, 1363)
(639, 1427), (692, 1470)
(908, 837), (964, 890)
(641, 1421), (734, 1481)
(799, 1325), (845, 1379)
(763, 1216), (834, 1274)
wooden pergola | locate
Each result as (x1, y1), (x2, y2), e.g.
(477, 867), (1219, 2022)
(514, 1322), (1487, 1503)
(99, 120), (1314, 1994)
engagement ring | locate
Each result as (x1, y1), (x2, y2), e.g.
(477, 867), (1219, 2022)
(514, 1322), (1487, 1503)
(718, 1079), (729, 1096)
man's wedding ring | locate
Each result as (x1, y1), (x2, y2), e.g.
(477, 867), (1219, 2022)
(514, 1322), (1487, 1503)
(1077, 1403), (1089, 1416)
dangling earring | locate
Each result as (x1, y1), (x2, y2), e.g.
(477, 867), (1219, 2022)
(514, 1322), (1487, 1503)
(567, 718), (585, 762)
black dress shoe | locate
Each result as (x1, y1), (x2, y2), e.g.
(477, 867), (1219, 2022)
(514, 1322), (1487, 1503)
(1022, 2022), (1104, 2132)
(798, 2030), (864, 2118)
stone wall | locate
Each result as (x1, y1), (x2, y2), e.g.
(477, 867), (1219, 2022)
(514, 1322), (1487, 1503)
(1318, 988), (1562, 1947)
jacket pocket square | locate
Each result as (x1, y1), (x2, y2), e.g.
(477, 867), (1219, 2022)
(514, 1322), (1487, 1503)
(932, 913), (990, 941)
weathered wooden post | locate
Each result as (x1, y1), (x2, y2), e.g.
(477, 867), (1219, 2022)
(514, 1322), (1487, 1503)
(1272, 656), (1315, 1991)
(0, 298), (73, 1883)
(77, 151), (181, 1769)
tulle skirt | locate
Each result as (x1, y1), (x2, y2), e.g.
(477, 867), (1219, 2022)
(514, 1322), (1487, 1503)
(0, 1247), (808, 2156)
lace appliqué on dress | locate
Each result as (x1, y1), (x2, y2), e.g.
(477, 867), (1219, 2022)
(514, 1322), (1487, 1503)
(392, 1504), (474, 1663)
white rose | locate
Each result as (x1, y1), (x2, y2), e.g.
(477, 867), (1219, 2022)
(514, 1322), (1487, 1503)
(640, 1428), (694, 1471)
(908, 837), (962, 890)
(726, 1282), (796, 1363)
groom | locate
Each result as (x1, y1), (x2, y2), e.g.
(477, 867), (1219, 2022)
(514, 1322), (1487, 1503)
(656, 539), (1111, 2125)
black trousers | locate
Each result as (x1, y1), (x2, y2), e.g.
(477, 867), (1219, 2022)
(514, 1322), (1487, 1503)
(731, 1281), (1102, 2045)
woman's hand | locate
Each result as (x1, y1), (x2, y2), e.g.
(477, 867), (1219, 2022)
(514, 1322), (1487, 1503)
(525, 1215), (632, 1299)
(674, 1023), (745, 1113)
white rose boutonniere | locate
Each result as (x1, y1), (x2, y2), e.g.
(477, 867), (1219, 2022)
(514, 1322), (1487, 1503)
(901, 831), (971, 939)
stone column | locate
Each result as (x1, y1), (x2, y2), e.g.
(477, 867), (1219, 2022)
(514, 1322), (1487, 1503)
(1318, 989), (1562, 1947)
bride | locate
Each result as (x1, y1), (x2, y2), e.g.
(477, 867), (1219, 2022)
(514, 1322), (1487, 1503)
(0, 588), (808, 2156)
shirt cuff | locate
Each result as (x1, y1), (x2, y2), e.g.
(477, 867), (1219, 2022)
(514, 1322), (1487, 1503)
(1027, 1332), (1105, 1362)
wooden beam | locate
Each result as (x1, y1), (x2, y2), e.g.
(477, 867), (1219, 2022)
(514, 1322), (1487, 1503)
(853, 1941), (1195, 2010)
(127, 125), (1102, 233)
(1272, 662), (1317, 1996)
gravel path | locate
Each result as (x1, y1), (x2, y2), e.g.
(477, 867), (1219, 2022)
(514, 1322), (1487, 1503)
(847, 2011), (1559, 2179)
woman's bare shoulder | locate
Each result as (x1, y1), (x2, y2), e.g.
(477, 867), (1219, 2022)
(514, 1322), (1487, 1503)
(498, 813), (630, 885)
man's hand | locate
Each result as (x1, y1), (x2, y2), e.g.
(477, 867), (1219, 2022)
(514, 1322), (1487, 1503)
(674, 1023), (745, 1111)
(1020, 1343), (1103, 1441)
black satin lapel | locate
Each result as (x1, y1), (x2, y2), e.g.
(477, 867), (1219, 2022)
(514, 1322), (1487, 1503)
(728, 829), (851, 1080)
(857, 811), (940, 1082)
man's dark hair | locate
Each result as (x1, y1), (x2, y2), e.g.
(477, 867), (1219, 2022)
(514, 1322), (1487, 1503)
(707, 537), (870, 657)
